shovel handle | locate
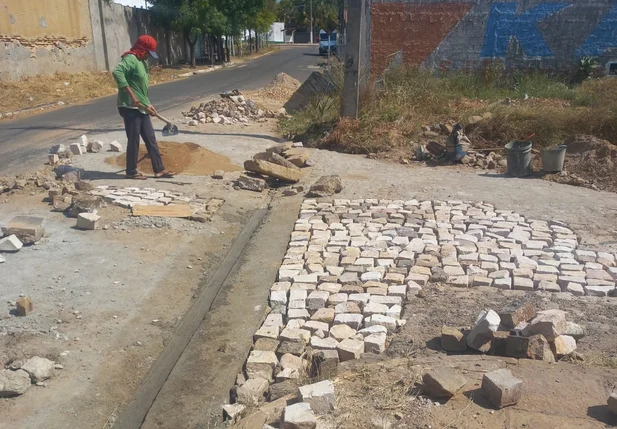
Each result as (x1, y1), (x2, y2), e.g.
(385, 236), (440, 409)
(154, 113), (173, 126)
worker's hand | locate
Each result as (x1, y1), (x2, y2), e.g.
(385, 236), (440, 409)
(146, 105), (157, 116)
(131, 97), (141, 108)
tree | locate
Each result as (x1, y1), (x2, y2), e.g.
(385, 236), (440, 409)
(276, 0), (338, 33)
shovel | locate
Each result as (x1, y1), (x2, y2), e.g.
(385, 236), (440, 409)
(154, 113), (179, 136)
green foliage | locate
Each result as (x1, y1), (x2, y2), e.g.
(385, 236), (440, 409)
(276, 0), (339, 32)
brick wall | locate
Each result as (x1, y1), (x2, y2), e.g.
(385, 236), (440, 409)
(370, 0), (617, 76)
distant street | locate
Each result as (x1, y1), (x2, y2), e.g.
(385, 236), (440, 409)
(0, 45), (320, 174)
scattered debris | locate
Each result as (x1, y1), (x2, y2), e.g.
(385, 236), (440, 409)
(306, 175), (343, 197)
(109, 141), (123, 152)
(0, 369), (31, 397)
(182, 89), (276, 126)
(2, 216), (45, 245)
(20, 356), (55, 383)
(15, 296), (33, 316)
(0, 235), (23, 253)
(76, 212), (101, 230)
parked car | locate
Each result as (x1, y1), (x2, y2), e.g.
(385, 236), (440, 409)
(319, 30), (337, 56)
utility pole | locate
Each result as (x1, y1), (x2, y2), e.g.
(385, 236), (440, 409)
(341, 0), (365, 118)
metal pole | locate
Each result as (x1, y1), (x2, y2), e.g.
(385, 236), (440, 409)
(310, 0), (313, 44)
(341, 0), (365, 118)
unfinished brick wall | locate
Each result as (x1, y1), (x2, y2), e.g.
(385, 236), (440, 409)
(369, 0), (617, 77)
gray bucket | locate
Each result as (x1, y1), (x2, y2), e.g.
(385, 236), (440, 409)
(504, 141), (532, 177)
(541, 145), (567, 173)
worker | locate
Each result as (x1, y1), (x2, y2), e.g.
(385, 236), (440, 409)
(112, 35), (175, 179)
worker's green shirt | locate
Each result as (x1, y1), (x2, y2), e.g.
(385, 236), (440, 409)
(112, 54), (151, 109)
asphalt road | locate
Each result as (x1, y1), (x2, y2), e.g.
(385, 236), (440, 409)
(0, 45), (320, 175)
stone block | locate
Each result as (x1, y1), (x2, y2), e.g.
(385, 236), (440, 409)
(311, 308), (335, 323)
(254, 338), (279, 352)
(490, 331), (510, 356)
(307, 290), (329, 310)
(16, 296), (33, 316)
(303, 321), (329, 334)
(423, 367), (467, 398)
(238, 174), (266, 192)
(281, 402), (317, 429)
(310, 336), (339, 350)
(109, 141), (124, 152)
(499, 300), (535, 330)
(333, 313), (363, 330)
(551, 335), (577, 357)
(523, 309), (567, 341)
(467, 310), (500, 352)
(246, 350), (278, 382)
(236, 377), (269, 406)
(88, 140), (104, 153)
(280, 328), (311, 344)
(513, 277), (534, 291)
(3, 216), (44, 245)
(608, 392), (617, 415)
(254, 325), (280, 341)
(329, 324), (356, 342)
(299, 380), (335, 415)
(493, 277), (512, 290)
(70, 143), (84, 155)
(527, 334), (555, 362)
(481, 369), (523, 409)
(365, 332), (387, 353)
(337, 338), (364, 362)
(364, 314), (397, 333)
(76, 212), (100, 230)
(564, 322), (585, 340)
(363, 302), (389, 316)
(447, 275), (469, 288)
(334, 302), (361, 314)
(245, 159), (301, 183)
(222, 403), (246, 423)
(566, 282), (585, 296)
(441, 326), (466, 352)
(506, 331), (529, 358)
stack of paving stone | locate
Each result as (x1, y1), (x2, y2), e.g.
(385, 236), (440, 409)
(89, 185), (194, 208)
(233, 198), (617, 407)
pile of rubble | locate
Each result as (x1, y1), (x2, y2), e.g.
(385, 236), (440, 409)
(441, 302), (584, 361)
(49, 134), (123, 162)
(182, 90), (286, 126)
(0, 356), (61, 397)
(235, 142), (314, 194)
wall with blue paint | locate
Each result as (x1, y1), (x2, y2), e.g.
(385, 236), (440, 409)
(372, 0), (617, 73)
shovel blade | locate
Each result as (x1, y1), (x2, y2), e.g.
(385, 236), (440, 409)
(162, 124), (179, 136)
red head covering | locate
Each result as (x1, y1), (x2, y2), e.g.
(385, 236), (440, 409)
(122, 35), (158, 59)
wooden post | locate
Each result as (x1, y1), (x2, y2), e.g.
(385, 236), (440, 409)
(340, 0), (366, 118)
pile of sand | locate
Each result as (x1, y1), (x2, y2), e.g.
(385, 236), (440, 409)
(106, 141), (241, 175)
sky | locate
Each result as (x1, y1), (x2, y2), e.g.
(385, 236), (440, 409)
(113, 0), (149, 8)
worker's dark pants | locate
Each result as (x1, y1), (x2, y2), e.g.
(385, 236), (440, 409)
(119, 107), (165, 175)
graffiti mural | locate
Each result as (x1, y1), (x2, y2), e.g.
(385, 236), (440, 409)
(370, 0), (617, 74)
(481, 3), (570, 58)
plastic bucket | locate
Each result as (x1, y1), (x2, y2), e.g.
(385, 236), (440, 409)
(504, 141), (532, 177)
(541, 145), (567, 173)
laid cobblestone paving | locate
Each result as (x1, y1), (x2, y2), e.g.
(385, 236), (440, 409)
(235, 198), (617, 405)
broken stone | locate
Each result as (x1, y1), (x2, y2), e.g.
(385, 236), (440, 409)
(299, 380), (335, 415)
(88, 140), (104, 153)
(523, 309), (567, 341)
(307, 175), (343, 197)
(21, 356), (55, 382)
(246, 350), (279, 382)
(0, 235), (23, 253)
(481, 369), (523, 409)
(236, 377), (269, 406)
(70, 143), (84, 155)
(527, 334), (555, 362)
(269, 379), (298, 401)
(551, 335), (577, 357)
(76, 213), (100, 230)
(281, 402), (317, 429)
(423, 367), (467, 398)
(277, 340), (306, 356)
(563, 321), (585, 341)
(244, 159), (301, 183)
(329, 324), (357, 342)
(68, 195), (103, 218)
(3, 216), (45, 245)
(0, 369), (31, 397)
(238, 174), (266, 192)
(109, 141), (124, 152)
(441, 326), (467, 352)
(222, 403), (246, 423)
(311, 308), (335, 324)
(467, 310), (500, 352)
(16, 296), (33, 316)
(254, 151), (300, 170)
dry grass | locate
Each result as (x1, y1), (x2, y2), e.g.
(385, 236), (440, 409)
(281, 65), (617, 154)
(0, 47), (280, 115)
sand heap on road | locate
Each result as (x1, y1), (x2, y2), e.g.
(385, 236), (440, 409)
(106, 141), (241, 175)
(248, 73), (302, 108)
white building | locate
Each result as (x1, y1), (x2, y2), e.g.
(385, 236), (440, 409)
(268, 22), (285, 44)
